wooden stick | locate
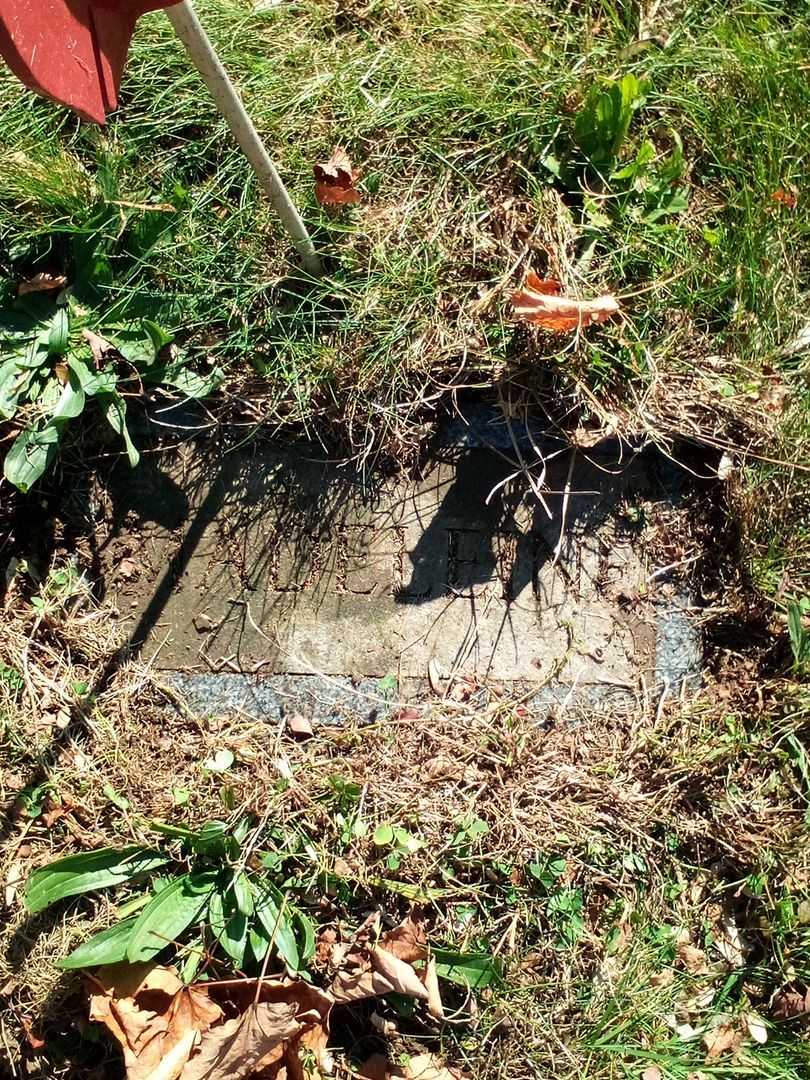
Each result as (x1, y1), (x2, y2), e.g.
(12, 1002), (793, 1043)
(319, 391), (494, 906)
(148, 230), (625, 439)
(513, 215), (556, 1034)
(165, 0), (322, 276)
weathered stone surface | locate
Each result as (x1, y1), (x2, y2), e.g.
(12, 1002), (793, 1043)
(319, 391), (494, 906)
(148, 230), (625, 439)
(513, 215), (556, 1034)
(102, 437), (669, 690)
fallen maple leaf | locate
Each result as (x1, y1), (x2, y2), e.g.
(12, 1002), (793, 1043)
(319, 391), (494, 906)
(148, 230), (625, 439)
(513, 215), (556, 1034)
(18, 272), (67, 296)
(314, 147), (361, 205)
(511, 271), (620, 332)
(88, 963), (223, 1080)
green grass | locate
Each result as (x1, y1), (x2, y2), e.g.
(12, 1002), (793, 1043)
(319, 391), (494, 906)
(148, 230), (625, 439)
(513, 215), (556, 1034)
(0, 1), (807, 458)
(1, 0), (808, 594)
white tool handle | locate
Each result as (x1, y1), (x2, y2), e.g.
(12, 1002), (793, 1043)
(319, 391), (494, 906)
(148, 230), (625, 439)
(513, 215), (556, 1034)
(166, 0), (322, 276)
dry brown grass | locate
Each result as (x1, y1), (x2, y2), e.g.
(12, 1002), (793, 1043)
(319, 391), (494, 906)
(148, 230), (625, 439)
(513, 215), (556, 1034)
(1, 551), (809, 1078)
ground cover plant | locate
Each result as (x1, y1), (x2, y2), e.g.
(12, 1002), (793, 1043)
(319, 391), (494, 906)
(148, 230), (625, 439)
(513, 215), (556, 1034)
(0, 558), (809, 1078)
(0, 0), (809, 1077)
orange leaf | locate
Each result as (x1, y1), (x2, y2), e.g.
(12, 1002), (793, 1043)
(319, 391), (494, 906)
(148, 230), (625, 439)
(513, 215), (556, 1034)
(511, 271), (620, 332)
(21, 1016), (45, 1050)
(771, 187), (798, 210)
(524, 273), (563, 295)
(314, 147), (361, 206)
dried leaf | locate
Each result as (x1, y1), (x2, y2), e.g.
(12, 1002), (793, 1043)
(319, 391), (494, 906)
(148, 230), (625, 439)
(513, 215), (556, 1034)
(405, 1053), (465, 1080)
(82, 329), (115, 367)
(771, 187), (798, 209)
(359, 1054), (397, 1080)
(392, 707), (421, 721)
(180, 1001), (300, 1080)
(676, 941), (708, 974)
(702, 1022), (743, 1060)
(511, 272), (620, 332)
(759, 381), (789, 416)
(771, 983), (810, 1020)
(201, 975), (333, 1076)
(424, 756), (465, 782)
(314, 148), (361, 206)
(316, 928), (338, 967)
(331, 943), (428, 1004)
(714, 918), (746, 968)
(358, 1053), (467, 1080)
(4, 859), (23, 908)
(18, 272), (67, 296)
(286, 712), (314, 738)
(40, 800), (71, 827)
(423, 956), (444, 1020)
(89, 969), (333, 1080)
(117, 558), (138, 580)
(380, 914), (427, 964)
(21, 1016), (45, 1050)
(427, 659), (447, 697)
(88, 963), (222, 1080)
(717, 452), (735, 481)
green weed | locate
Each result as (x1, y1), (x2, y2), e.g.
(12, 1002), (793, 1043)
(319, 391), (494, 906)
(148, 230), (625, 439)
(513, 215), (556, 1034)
(25, 815), (315, 977)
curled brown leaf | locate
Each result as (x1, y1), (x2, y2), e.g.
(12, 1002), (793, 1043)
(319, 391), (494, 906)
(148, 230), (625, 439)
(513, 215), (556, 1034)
(314, 147), (361, 206)
(511, 271), (620, 332)
(18, 272), (67, 296)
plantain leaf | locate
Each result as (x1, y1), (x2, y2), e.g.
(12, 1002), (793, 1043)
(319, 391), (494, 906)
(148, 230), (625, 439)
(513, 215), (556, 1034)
(3, 423), (61, 493)
(208, 889), (248, 967)
(0, 358), (35, 420)
(126, 872), (215, 963)
(57, 916), (138, 969)
(25, 846), (168, 914)
(431, 949), (501, 989)
(295, 908), (316, 964)
(47, 307), (69, 356)
(99, 390), (139, 467)
(232, 872), (254, 917)
(254, 881), (299, 971)
(51, 369), (86, 421)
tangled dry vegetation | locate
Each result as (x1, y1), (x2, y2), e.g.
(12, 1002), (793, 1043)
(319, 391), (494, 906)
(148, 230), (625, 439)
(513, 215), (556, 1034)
(1, 555), (809, 1078)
